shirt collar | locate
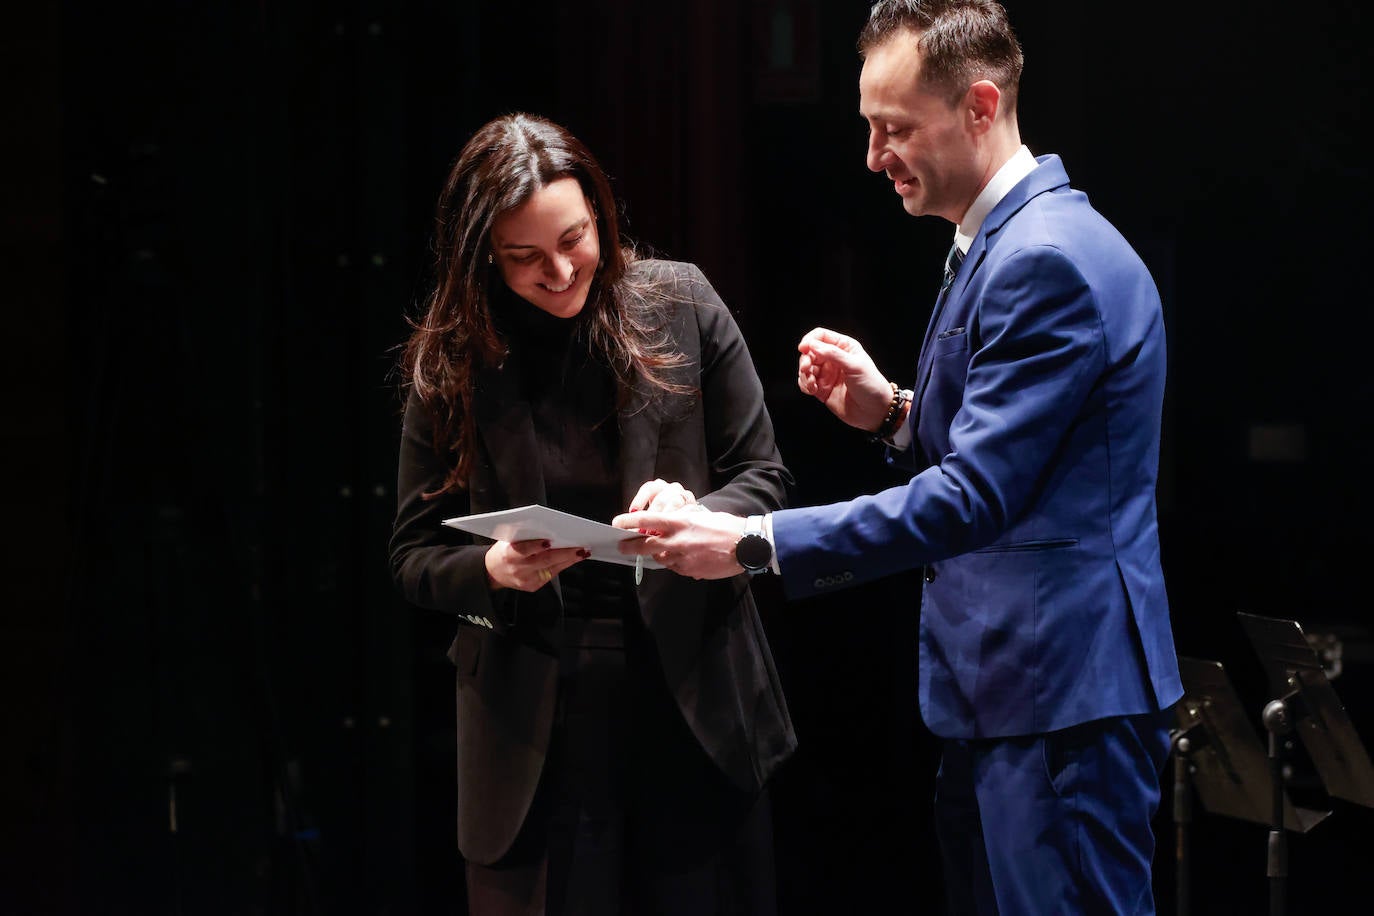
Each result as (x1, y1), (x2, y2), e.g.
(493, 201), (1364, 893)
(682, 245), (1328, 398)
(953, 145), (1037, 255)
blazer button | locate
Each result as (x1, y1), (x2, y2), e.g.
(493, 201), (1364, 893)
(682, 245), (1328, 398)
(924, 566), (937, 583)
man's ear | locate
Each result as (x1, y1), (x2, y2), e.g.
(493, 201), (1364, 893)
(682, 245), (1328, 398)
(965, 79), (1002, 133)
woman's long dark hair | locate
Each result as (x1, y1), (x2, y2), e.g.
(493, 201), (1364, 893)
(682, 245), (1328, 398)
(400, 113), (689, 496)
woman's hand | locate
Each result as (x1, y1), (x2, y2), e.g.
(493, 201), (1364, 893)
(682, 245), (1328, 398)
(627, 478), (700, 513)
(484, 538), (588, 592)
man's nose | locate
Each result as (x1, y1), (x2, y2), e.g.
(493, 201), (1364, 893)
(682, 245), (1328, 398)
(866, 134), (888, 173)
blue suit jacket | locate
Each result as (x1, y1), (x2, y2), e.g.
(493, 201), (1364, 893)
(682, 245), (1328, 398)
(773, 156), (1182, 739)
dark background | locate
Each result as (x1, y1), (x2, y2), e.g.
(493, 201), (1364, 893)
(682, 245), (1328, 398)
(6, 0), (1373, 913)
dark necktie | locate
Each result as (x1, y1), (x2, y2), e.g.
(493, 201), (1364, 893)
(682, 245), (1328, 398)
(912, 240), (966, 411)
(941, 241), (964, 294)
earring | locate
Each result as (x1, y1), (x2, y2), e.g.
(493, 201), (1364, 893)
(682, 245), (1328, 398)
(486, 252), (493, 265)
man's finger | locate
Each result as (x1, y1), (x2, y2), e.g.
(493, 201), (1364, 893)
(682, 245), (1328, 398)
(798, 326), (845, 349)
(611, 511), (682, 534)
(616, 534), (657, 556)
(803, 338), (863, 370)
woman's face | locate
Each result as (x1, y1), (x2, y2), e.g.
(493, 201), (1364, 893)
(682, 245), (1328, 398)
(489, 177), (601, 319)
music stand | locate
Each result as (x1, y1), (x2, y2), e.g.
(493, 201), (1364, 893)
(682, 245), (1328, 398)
(1171, 657), (1328, 916)
(1236, 612), (1374, 916)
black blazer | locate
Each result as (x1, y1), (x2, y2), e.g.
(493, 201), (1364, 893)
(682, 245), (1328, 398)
(389, 260), (796, 865)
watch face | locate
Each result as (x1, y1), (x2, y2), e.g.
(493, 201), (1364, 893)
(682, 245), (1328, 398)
(735, 533), (772, 570)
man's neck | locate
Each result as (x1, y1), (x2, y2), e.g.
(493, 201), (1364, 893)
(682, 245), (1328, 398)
(955, 124), (1023, 227)
(956, 142), (1036, 246)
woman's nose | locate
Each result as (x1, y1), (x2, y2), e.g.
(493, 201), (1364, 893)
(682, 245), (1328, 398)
(544, 254), (574, 283)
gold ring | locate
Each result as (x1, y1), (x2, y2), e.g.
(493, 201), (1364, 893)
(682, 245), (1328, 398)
(538, 568), (552, 582)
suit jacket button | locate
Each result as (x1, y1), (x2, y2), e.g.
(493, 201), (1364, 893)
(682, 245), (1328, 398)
(924, 566), (937, 583)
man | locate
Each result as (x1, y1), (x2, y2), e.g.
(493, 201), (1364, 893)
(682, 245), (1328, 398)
(614, 1), (1182, 912)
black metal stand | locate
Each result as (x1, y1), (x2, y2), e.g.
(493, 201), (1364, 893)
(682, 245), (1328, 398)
(1261, 698), (1292, 916)
(1169, 657), (1329, 916)
(1238, 612), (1374, 916)
(1170, 730), (1194, 916)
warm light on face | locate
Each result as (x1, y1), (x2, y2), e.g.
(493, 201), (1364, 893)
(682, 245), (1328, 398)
(490, 177), (601, 319)
(859, 34), (974, 223)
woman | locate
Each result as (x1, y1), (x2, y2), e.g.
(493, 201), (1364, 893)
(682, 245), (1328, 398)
(389, 113), (795, 915)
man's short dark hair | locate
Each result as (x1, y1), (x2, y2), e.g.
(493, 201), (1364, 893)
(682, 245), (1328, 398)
(859, 0), (1024, 110)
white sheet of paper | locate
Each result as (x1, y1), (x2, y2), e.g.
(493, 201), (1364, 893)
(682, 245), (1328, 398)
(442, 504), (661, 569)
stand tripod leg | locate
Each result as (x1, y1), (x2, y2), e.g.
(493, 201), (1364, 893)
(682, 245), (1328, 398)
(1173, 743), (1190, 916)
(1263, 702), (1289, 916)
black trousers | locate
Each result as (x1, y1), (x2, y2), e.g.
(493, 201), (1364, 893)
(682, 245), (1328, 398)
(465, 615), (776, 916)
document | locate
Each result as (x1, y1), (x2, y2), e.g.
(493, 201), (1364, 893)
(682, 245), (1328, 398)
(442, 504), (662, 569)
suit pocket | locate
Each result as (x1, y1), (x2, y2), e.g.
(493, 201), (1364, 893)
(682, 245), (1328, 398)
(974, 537), (1078, 554)
(448, 626), (482, 677)
(1041, 729), (1077, 798)
(932, 326), (969, 358)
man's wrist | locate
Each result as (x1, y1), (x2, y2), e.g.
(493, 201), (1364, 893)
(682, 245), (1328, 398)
(734, 514), (774, 573)
(870, 382), (911, 442)
(762, 513), (781, 575)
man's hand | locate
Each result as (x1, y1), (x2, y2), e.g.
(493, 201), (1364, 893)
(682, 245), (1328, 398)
(797, 327), (893, 431)
(485, 539), (588, 592)
(612, 509), (747, 580)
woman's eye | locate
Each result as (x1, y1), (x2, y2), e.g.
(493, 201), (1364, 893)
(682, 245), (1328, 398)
(513, 253), (539, 265)
(562, 233), (585, 250)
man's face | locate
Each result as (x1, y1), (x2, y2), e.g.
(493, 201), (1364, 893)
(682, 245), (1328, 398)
(859, 32), (977, 223)
(490, 177), (601, 319)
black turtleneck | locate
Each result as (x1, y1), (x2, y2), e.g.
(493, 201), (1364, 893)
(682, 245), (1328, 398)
(493, 289), (635, 619)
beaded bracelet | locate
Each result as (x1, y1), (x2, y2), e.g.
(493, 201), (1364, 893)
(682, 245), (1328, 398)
(869, 382), (910, 442)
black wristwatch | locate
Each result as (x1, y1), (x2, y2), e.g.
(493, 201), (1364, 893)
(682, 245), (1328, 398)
(734, 515), (773, 574)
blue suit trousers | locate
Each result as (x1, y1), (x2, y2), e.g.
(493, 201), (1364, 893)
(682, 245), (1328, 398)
(934, 708), (1174, 914)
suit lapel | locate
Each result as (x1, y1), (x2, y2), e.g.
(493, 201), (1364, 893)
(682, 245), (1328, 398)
(909, 155), (1072, 415)
(911, 244), (980, 413)
(474, 359), (546, 509)
(616, 375), (662, 512)
(473, 358), (566, 607)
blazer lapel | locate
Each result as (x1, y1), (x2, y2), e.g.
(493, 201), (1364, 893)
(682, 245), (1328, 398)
(911, 245), (980, 413)
(474, 359), (546, 509)
(616, 376), (662, 512)
(473, 359), (566, 608)
(910, 155), (1073, 413)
